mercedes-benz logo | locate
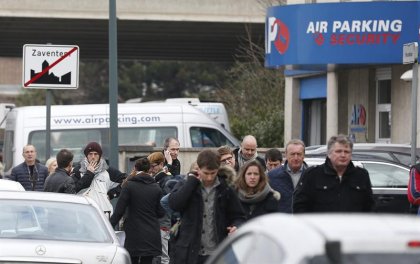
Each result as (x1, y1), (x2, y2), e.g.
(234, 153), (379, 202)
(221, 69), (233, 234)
(35, 245), (46, 255)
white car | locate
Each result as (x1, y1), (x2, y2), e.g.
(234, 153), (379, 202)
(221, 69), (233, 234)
(0, 191), (131, 263)
(0, 179), (24, 191)
(206, 213), (420, 264)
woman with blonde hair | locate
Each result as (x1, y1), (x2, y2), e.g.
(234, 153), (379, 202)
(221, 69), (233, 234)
(45, 157), (58, 176)
(235, 160), (280, 220)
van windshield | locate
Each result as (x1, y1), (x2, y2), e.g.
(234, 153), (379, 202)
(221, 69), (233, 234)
(190, 127), (236, 148)
(28, 127), (177, 164)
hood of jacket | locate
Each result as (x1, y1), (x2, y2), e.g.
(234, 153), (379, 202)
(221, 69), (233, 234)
(218, 165), (236, 186)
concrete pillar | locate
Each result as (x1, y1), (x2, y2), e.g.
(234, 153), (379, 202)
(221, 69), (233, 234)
(326, 71), (338, 139)
(417, 65), (420, 148)
(284, 76), (301, 145)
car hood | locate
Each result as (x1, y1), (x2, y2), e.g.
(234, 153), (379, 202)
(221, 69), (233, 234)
(0, 239), (120, 263)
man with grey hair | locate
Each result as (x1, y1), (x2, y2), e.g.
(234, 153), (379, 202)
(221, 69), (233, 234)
(293, 134), (374, 213)
(268, 139), (307, 213)
(233, 135), (266, 172)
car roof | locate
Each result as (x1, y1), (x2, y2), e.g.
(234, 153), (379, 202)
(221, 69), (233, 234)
(238, 213), (420, 255)
(0, 179), (25, 191)
(306, 143), (420, 154)
(0, 190), (92, 205)
(304, 156), (410, 169)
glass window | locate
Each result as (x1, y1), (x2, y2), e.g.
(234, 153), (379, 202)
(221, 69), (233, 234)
(311, 253), (420, 263)
(119, 127), (177, 148)
(190, 127), (235, 148)
(377, 80), (391, 104)
(29, 129), (102, 164)
(0, 200), (111, 242)
(362, 162), (408, 187)
(378, 112), (391, 138)
(212, 233), (284, 264)
(29, 127), (178, 164)
(245, 235), (284, 263)
(212, 233), (254, 264)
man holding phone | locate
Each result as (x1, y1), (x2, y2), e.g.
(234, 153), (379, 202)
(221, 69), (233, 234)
(168, 149), (245, 264)
(163, 137), (181, 176)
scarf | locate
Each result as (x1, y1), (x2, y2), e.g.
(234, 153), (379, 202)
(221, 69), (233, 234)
(237, 184), (271, 204)
(237, 148), (258, 169)
(79, 157), (108, 175)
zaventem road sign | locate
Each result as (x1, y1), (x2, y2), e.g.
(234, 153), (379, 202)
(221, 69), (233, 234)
(22, 44), (79, 89)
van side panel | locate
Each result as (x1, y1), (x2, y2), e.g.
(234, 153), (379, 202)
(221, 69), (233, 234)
(4, 103), (238, 171)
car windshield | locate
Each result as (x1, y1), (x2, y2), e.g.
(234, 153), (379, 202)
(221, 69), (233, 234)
(309, 253), (420, 263)
(0, 200), (112, 243)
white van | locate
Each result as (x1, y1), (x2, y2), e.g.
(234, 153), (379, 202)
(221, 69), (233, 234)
(164, 98), (231, 132)
(2, 102), (239, 174)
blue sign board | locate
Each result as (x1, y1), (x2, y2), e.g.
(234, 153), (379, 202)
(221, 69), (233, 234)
(265, 1), (420, 67)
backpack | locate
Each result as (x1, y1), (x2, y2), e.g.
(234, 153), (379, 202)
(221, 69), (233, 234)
(407, 164), (420, 205)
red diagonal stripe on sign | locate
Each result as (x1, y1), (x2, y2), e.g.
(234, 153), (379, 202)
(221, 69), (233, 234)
(24, 46), (78, 87)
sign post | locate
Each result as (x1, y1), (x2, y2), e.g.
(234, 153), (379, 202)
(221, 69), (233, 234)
(403, 42), (418, 166)
(22, 44), (79, 160)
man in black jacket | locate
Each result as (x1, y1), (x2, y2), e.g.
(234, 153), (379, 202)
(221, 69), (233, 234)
(294, 134), (374, 213)
(233, 135), (266, 172)
(44, 149), (75, 193)
(163, 137), (181, 176)
(168, 149), (246, 264)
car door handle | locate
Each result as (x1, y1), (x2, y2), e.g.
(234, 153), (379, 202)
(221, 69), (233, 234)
(377, 196), (395, 203)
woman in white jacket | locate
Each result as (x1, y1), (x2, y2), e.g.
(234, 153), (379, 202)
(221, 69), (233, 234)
(78, 142), (119, 216)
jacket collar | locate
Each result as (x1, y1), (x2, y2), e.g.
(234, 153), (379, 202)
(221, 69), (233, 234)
(323, 157), (356, 177)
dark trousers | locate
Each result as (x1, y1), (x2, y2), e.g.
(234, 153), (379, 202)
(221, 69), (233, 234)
(131, 255), (154, 264)
(197, 255), (209, 264)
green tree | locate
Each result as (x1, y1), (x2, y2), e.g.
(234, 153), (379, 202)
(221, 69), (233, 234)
(215, 44), (285, 147)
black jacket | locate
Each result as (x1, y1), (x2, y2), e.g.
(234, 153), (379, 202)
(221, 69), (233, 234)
(239, 190), (280, 220)
(8, 162), (48, 191)
(110, 173), (165, 257)
(233, 148), (266, 172)
(168, 175), (246, 264)
(268, 160), (308, 213)
(293, 157), (374, 213)
(43, 168), (75, 193)
(165, 158), (181, 176)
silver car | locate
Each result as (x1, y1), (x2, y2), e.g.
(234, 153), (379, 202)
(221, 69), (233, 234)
(206, 213), (420, 264)
(305, 157), (411, 213)
(0, 191), (131, 263)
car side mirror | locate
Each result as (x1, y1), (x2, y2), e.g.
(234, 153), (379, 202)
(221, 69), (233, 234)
(325, 241), (342, 264)
(115, 231), (126, 247)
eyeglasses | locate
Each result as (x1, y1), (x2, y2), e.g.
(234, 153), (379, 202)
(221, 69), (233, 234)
(150, 163), (160, 168)
(221, 156), (234, 164)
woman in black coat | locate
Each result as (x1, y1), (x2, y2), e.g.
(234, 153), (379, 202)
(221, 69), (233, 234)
(235, 160), (280, 220)
(110, 158), (165, 264)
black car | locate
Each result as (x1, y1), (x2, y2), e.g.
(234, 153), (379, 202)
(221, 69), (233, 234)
(304, 157), (413, 214)
(305, 143), (420, 167)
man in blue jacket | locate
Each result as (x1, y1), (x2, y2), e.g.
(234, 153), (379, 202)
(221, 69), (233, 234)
(8, 144), (48, 191)
(268, 139), (307, 213)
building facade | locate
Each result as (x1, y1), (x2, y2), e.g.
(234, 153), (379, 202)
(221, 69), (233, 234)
(266, 1), (419, 147)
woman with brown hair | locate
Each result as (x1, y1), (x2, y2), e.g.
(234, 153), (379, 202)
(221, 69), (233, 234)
(235, 160), (280, 220)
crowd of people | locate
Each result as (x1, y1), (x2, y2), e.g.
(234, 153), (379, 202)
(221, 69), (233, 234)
(3, 134), (374, 264)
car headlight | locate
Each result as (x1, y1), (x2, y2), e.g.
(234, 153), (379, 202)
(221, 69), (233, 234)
(112, 247), (131, 264)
